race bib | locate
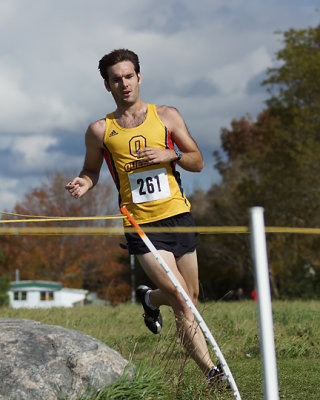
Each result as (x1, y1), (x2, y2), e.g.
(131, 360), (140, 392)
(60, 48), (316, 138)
(128, 168), (171, 204)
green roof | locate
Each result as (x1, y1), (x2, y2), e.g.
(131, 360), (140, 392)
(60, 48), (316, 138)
(10, 281), (63, 291)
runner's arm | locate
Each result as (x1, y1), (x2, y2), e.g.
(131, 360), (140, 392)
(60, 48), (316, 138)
(157, 106), (203, 172)
(65, 121), (105, 198)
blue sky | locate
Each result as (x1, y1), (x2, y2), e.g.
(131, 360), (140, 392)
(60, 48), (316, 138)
(0, 0), (319, 211)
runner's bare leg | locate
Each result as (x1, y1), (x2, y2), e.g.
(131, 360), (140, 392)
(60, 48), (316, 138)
(137, 250), (214, 374)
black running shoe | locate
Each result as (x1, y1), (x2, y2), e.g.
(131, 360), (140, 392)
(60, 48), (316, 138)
(136, 285), (162, 334)
(206, 364), (230, 389)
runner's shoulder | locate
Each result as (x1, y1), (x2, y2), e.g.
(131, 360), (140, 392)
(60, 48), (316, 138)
(156, 105), (183, 130)
(86, 118), (106, 141)
(156, 105), (181, 118)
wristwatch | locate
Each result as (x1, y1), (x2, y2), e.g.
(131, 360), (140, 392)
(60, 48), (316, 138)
(174, 148), (182, 161)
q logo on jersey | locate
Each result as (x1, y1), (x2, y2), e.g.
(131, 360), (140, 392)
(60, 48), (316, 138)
(129, 135), (146, 158)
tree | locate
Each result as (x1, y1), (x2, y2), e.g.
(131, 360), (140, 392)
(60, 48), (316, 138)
(0, 274), (10, 306)
(0, 172), (131, 303)
(194, 25), (320, 299)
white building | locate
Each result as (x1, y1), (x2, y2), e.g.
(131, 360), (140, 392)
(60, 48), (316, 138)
(8, 281), (88, 308)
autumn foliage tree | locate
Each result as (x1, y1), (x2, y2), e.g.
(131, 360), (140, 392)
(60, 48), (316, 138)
(0, 172), (131, 303)
(193, 25), (320, 300)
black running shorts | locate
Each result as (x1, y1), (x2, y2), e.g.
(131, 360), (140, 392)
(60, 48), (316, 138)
(125, 212), (198, 257)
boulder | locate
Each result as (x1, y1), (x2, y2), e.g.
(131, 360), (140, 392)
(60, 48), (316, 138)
(0, 318), (134, 400)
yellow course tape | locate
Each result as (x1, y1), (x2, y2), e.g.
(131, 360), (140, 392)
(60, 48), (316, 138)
(1, 211), (320, 235)
(0, 211), (62, 219)
(0, 215), (125, 224)
(1, 225), (320, 235)
(265, 227), (320, 234)
(0, 226), (247, 235)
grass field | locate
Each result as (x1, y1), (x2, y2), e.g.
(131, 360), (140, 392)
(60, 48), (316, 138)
(1, 300), (319, 399)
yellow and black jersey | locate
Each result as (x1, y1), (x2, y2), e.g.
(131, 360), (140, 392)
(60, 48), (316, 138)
(103, 104), (191, 226)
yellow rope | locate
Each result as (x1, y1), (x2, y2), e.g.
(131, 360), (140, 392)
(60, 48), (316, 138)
(0, 227), (125, 235)
(265, 227), (320, 234)
(0, 211), (62, 219)
(1, 225), (320, 235)
(0, 215), (125, 224)
(1, 211), (320, 235)
(0, 226), (247, 235)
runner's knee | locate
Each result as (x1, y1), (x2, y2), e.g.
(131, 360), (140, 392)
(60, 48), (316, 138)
(190, 286), (199, 306)
(165, 287), (191, 314)
(191, 292), (198, 306)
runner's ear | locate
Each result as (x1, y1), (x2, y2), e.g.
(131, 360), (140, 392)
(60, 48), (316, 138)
(104, 80), (111, 92)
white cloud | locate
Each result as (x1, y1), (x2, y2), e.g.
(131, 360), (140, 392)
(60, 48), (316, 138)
(212, 47), (272, 94)
(0, 135), (83, 177)
(14, 136), (58, 167)
(0, 177), (19, 211)
(0, 0), (318, 210)
(0, 62), (88, 134)
(0, 0), (15, 25)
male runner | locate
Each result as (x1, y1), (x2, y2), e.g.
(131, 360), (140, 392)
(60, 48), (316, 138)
(65, 49), (222, 383)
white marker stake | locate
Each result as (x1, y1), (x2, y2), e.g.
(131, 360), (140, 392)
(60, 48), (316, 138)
(249, 207), (279, 400)
(121, 207), (242, 400)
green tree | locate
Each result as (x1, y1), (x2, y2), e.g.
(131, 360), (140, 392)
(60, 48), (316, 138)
(195, 25), (320, 299)
(0, 274), (10, 307)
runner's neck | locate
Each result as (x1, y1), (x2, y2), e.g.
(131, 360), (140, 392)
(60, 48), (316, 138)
(114, 102), (148, 129)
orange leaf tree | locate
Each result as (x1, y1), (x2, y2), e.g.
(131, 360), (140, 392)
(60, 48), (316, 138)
(0, 172), (131, 303)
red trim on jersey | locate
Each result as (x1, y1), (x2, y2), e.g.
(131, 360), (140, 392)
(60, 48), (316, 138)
(103, 148), (117, 187)
(167, 129), (175, 150)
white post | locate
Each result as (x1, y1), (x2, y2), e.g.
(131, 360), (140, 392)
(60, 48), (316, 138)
(249, 207), (279, 400)
(130, 254), (136, 303)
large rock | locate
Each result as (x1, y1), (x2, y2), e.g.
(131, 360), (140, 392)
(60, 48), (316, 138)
(0, 318), (135, 400)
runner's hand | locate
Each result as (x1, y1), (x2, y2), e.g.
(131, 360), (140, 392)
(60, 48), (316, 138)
(65, 177), (91, 199)
(137, 147), (177, 165)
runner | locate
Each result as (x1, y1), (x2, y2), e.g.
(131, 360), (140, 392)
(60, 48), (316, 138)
(65, 49), (223, 383)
